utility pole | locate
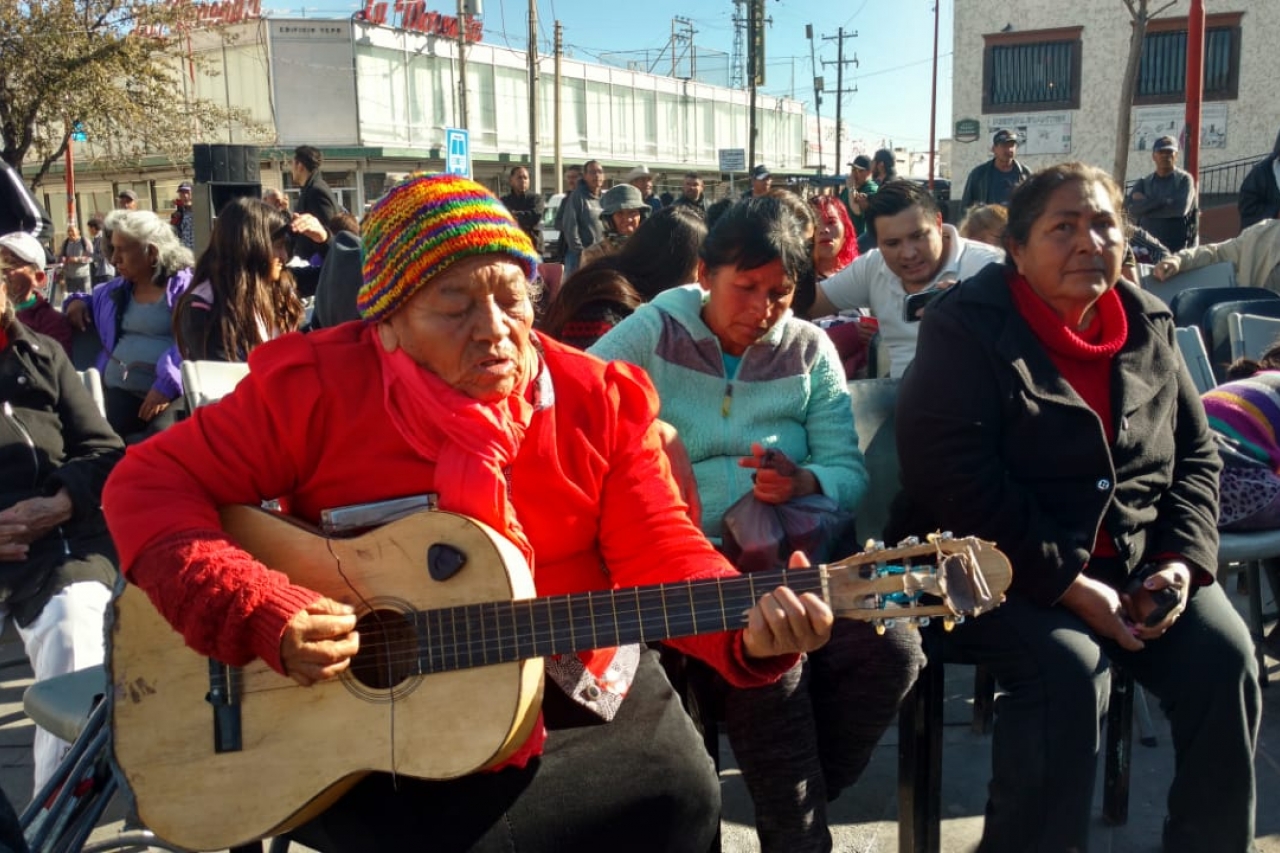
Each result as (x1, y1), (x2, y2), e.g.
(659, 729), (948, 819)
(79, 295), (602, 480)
(746, 0), (769, 171)
(671, 16), (695, 80)
(731, 0), (746, 89)
(528, 0), (539, 194)
(554, 21), (564, 193)
(821, 27), (858, 171)
(806, 24), (823, 173)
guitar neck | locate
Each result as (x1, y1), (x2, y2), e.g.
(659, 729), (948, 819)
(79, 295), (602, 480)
(411, 567), (824, 675)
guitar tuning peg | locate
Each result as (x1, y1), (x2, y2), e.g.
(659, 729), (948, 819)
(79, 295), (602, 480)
(940, 531), (954, 540)
(942, 616), (956, 632)
(864, 538), (885, 552)
(898, 536), (921, 547)
(874, 620), (887, 636)
(918, 616), (931, 627)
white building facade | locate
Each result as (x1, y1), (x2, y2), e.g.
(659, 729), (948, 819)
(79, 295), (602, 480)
(40, 13), (815, 229)
(950, 0), (1280, 197)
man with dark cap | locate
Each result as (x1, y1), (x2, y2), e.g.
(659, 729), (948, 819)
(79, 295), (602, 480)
(116, 188), (139, 210)
(1125, 135), (1198, 252)
(748, 164), (772, 198)
(960, 129), (1031, 209)
(841, 155), (878, 237)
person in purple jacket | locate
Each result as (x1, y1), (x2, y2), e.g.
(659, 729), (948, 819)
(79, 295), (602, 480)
(64, 209), (193, 441)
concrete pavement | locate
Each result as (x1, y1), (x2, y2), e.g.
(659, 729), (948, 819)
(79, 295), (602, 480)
(0, 581), (1276, 853)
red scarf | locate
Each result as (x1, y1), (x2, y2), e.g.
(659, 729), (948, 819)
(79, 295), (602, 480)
(372, 326), (535, 567)
(370, 326), (637, 760)
(1010, 273), (1128, 555)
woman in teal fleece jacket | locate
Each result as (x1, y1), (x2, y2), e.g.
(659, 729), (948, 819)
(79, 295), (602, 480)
(590, 196), (923, 853)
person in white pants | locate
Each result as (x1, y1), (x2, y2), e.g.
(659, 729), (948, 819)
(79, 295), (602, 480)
(1, 235), (123, 793)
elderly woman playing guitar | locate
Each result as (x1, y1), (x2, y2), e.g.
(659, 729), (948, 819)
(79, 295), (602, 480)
(101, 174), (835, 853)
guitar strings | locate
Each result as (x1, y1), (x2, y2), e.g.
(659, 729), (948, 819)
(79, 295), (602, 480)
(326, 534), (400, 786)
(224, 559), (958, 699)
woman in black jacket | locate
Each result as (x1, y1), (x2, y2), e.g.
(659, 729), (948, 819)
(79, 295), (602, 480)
(0, 259), (123, 793)
(891, 162), (1259, 853)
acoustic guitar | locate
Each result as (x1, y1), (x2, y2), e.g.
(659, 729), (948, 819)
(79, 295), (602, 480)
(109, 505), (1011, 851)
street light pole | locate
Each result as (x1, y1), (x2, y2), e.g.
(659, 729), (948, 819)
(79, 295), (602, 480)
(806, 24), (823, 174)
(747, 0), (758, 171)
(528, 0), (539, 194)
(928, 0), (940, 190)
(457, 0), (469, 130)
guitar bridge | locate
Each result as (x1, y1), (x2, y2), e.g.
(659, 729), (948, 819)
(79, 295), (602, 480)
(206, 658), (243, 753)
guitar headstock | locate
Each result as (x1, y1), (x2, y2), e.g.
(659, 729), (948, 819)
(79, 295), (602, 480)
(822, 533), (1012, 632)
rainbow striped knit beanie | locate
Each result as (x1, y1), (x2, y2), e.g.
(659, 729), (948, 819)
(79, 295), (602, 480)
(358, 172), (540, 321)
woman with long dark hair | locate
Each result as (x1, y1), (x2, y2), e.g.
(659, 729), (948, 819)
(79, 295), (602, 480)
(174, 197), (304, 361)
(541, 205), (707, 349)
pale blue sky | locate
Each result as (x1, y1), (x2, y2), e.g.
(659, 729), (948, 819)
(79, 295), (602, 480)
(268, 0), (955, 152)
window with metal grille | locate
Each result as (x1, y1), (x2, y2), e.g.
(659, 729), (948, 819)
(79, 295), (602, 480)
(982, 29), (1082, 113)
(1135, 26), (1239, 103)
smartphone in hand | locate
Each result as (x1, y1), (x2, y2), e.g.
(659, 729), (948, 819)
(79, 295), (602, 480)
(903, 288), (943, 322)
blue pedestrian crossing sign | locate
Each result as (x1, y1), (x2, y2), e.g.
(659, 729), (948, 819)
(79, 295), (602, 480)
(445, 128), (471, 179)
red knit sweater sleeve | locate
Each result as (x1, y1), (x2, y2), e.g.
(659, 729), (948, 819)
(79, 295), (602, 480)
(102, 333), (331, 672)
(592, 359), (798, 687)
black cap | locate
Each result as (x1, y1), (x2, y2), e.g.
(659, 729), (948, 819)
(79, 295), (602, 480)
(992, 128), (1018, 145)
(752, 164), (771, 180)
(850, 155), (872, 170)
(1153, 135), (1179, 152)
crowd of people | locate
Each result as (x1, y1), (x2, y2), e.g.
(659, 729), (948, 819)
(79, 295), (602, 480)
(0, 126), (1273, 853)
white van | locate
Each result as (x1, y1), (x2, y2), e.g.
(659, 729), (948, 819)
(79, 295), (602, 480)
(540, 193), (565, 261)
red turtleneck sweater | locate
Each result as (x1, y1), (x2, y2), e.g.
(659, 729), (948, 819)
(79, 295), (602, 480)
(1009, 273), (1129, 556)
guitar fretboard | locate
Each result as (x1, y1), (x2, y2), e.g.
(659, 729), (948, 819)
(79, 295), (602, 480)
(409, 567), (827, 674)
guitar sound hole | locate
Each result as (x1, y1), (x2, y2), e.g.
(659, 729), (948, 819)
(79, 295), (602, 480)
(350, 609), (418, 690)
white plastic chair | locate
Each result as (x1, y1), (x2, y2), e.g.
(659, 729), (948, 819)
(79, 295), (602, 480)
(1174, 326), (1215, 394)
(1228, 312), (1280, 362)
(76, 367), (106, 419)
(180, 360), (250, 410)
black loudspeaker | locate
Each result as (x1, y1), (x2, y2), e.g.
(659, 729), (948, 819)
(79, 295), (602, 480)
(192, 144), (260, 184)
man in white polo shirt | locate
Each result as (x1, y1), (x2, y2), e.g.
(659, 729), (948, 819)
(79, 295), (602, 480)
(808, 180), (1003, 378)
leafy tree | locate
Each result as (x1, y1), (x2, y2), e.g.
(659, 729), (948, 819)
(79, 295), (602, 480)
(0, 1), (260, 188)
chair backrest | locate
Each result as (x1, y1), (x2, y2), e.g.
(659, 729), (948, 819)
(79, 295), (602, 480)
(848, 377), (901, 544)
(181, 360), (249, 410)
(1168, 285), (1278, 330)
(76, 367), (106, 418)
(1141, 260), (1237, 307)
(1229, 312), (1280, 363)
(1174, 326), (1215, 394)
(1203, 299), (1280, 381)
